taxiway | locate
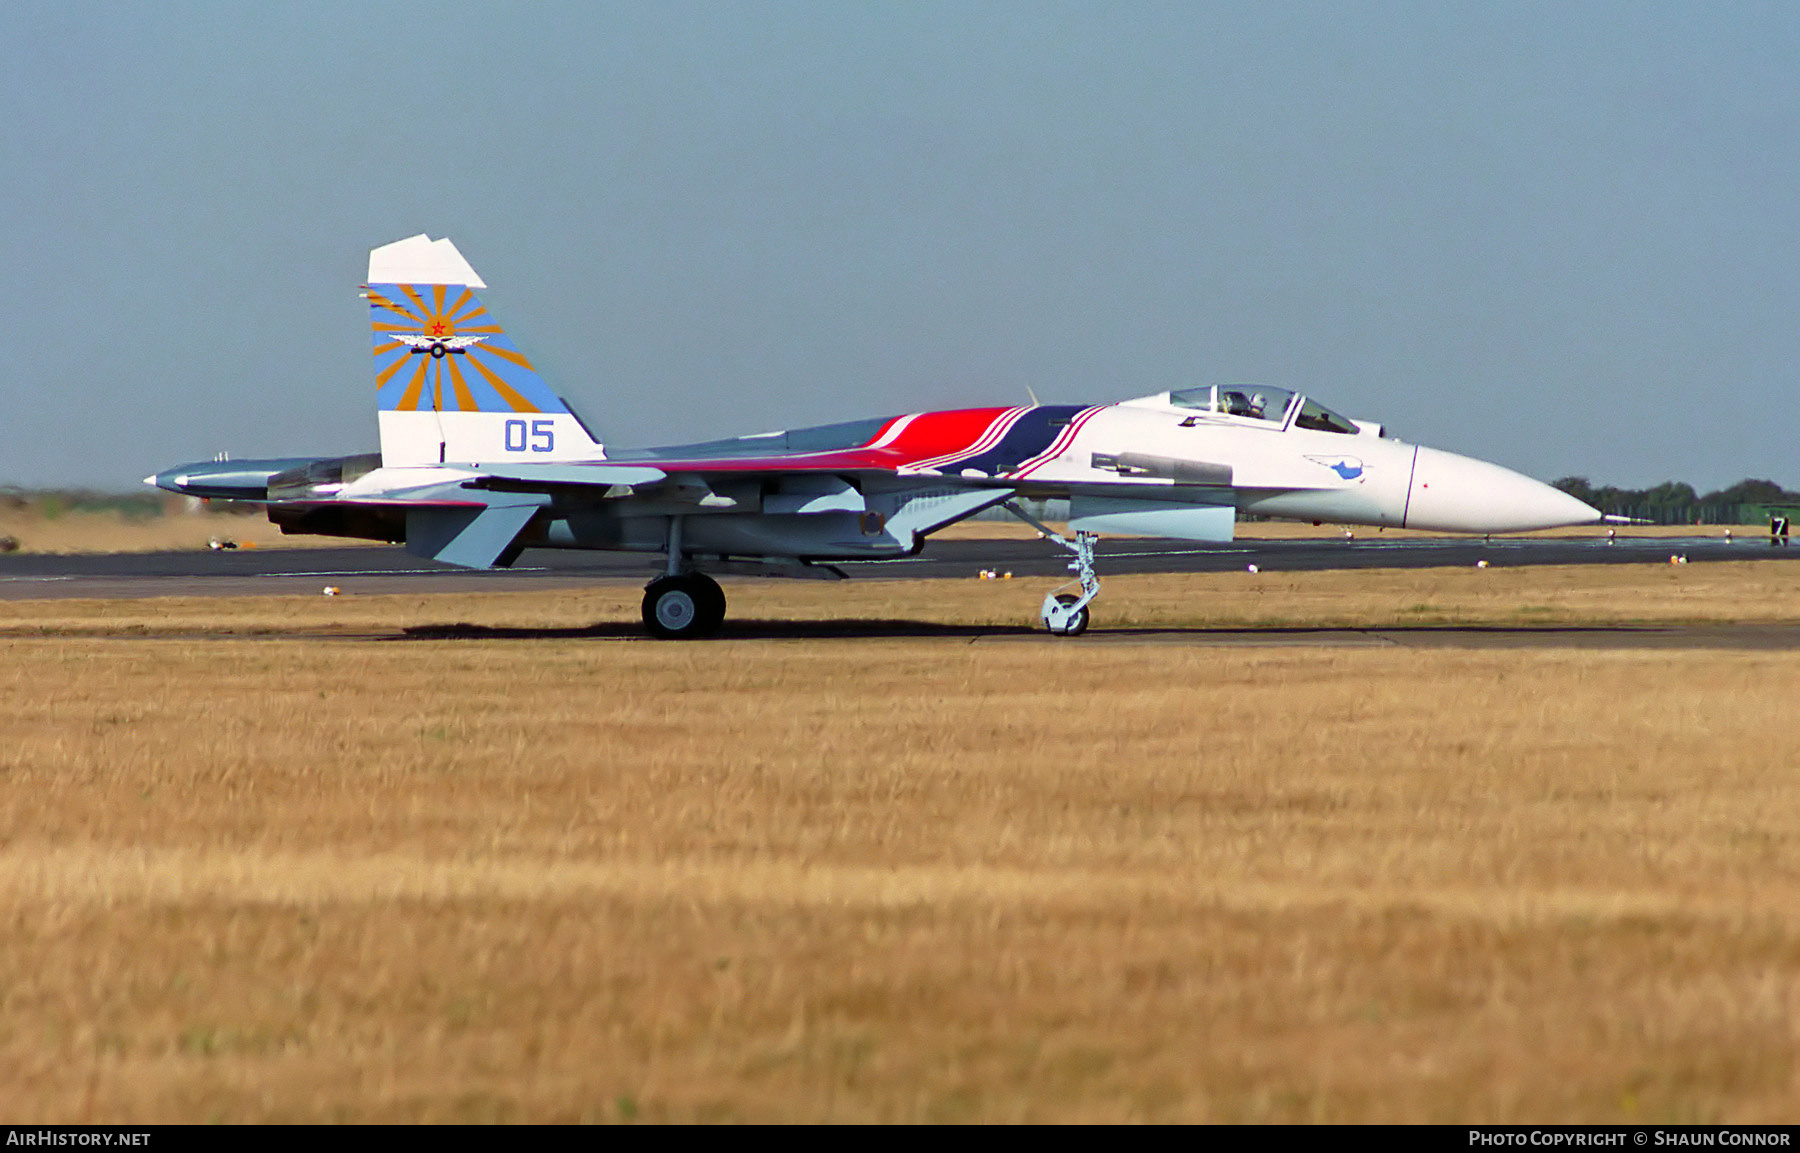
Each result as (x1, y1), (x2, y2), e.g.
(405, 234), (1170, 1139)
(2, 532), (1795, 602)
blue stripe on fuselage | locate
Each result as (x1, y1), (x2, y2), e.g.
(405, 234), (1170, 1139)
(952, 406), (1086, 477)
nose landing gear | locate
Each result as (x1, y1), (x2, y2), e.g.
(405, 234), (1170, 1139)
(1003, 501), (1101, 637)
(1037, 529), (1099, 637)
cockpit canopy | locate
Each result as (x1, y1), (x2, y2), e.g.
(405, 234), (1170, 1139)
(1151, 385), (1365, 435)
(1169, 384), (1294, 422)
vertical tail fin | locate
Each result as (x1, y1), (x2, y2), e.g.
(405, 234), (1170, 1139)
(368, 235), (605, 466)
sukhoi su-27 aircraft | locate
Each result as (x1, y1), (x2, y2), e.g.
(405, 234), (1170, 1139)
(149, 235), (1602, 638)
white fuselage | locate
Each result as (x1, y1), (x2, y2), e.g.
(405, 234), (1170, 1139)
(1023, 398), (1595, 535)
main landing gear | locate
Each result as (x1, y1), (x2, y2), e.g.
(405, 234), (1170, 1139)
(642, 516), (725, 639)
(1003, 502), (1100, 638)
(642, 572), (726, 639)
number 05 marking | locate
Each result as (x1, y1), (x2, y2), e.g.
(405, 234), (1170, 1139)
(505, 419), (556, 453)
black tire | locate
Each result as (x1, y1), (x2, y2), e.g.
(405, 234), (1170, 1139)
(690, 572), (727, 636)
(643, 575), (713, 639)
(1043, 592), (1090, 637)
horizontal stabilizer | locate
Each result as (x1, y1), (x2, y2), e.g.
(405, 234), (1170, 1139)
(405, 499), (545, 569)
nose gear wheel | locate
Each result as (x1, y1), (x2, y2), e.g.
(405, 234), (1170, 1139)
(1042, 592), (1090, 636)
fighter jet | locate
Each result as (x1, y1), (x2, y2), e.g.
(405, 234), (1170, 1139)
(148, 234), (1601, 638)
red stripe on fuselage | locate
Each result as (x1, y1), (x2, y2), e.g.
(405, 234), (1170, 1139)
(907, 406), (1028, 471)
(876, 407), (1016, 468)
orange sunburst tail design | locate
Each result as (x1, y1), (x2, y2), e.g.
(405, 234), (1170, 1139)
(366, 234), (605, 467)
(371, 283), (565, 415)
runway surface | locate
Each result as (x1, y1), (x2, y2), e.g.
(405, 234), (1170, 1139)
(2, 531), (1797, 601)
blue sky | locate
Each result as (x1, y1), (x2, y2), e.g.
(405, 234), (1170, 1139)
(2, 2), (1795, 490)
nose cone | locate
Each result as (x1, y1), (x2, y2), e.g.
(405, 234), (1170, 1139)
(145, 468), (194, 493)
(1406, 446), (1601, 533)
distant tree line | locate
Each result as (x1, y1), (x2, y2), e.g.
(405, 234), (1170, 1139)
(1552, 478), (1800, 525)
(0, 488), (170, 520)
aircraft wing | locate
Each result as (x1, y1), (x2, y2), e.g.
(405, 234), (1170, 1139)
(460, 449), (1014, 500)
(459, 462), (668, 491)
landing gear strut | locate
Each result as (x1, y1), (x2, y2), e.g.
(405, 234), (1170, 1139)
(1003, 502), (1100, 637)
(642, 515), (726, 639)
(642, 572), (725, 639)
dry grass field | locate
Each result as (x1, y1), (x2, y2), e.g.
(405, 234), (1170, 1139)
(2, 563), (1799, 1122)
